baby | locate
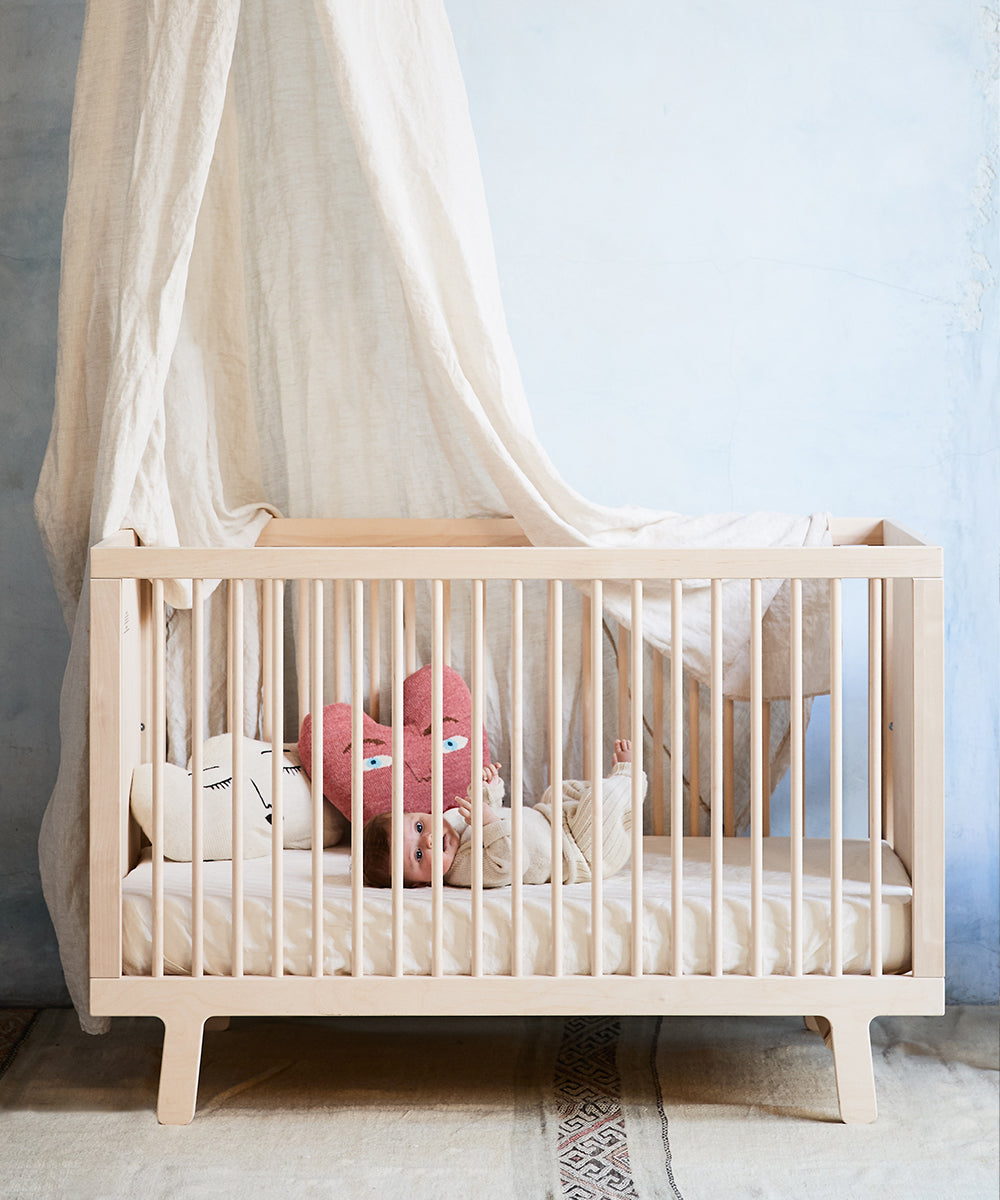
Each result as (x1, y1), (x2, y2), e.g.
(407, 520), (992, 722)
(362, 739), (645, 888)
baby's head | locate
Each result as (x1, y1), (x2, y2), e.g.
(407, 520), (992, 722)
(362, 810), (461, 887)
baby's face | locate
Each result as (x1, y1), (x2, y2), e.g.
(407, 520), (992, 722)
(400, 812), (460, 885)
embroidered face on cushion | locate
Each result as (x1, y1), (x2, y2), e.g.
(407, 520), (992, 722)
(298, 665), (488, 826)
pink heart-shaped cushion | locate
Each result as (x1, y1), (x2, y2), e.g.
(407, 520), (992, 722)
(297, 664), (489, 826)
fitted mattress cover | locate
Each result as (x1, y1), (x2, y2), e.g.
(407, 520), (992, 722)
(121, 836), (912, 978)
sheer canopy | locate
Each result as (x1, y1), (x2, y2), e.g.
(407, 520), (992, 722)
(36, 0), (828, 1031)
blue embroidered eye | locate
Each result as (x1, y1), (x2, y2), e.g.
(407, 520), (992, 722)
(363, 755), (392, 771)
(442, 735), (468, 754)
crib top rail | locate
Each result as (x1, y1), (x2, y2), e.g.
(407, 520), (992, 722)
(90, 517), (942, 582)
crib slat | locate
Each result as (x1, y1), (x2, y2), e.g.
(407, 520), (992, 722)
(548, 579), (564, 978)
(710, 579), (724, 976)
(230, 577), (244, 979)
(369, 579), (381, 723)
(590, 579), (603, 977)
(405, 579), (417, 676)
(271, 579), (285, 979)
(830, 577), (844, 976)
(511, 579), (524, 978)
(751, 578), (763, 977)
(881, 579), (895, 846)
(688, 675), (700, 835)
(671, 579), (683, 976)
(869, 578), (883, 977)
(152, 578), (165, 980)
(442, 579), (451, 669)
(581, 592), (592, 778)
(630, 579), (644, 977)
(652, 652), (664, 836)
(352, 579), (364, 977)
(431, 580), (445, 977)
(310, 579), (324, 977)
(297, 580), (309, 731)
(262, 580), (273, 743)
(470, 579), (485, 977)
(191, 578), (205, 979)
(391, 580), (405, 976)
(334, 578), (347, 703)
(790, 578), (804, 977)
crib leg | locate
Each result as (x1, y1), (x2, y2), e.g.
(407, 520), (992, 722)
(157, 1015), (206, 1125)
(804, 1015), (831, 1042)
(825, 1013), (877, 1124)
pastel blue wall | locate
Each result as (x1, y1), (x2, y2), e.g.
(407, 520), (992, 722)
(2, 2), (996, 1003)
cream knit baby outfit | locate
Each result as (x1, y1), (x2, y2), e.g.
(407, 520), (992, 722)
(444, 762), (645, 888)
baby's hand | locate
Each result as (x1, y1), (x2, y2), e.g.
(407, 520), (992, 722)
(454, 785), (501, 827)
(483, 761), (502, 785)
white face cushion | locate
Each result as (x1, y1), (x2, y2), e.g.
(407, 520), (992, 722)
(130, 734), (347, 861)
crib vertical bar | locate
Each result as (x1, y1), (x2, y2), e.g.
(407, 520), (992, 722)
(310, 579), (325, 977)
(334, 579), (348, 703)
(881, 580), (895, 847)
(548, 579), (564, 978)
(351, 579), (365, 977)
(750, 578), (764, 977)
(688, 675), (700, 835)
(470, 579), (485, 977)
(431, 581), (446, 977)
(869, 578), (883, 977)
(617, 621), (629, 738)
(581, 592), (592, 777)
(191, 578), (205, 979)
(671, 579), (684, 976)
(630, 579), (644, 977)
(230, 577), (245, 979)
(790, 578), (804, 977)
(405, 579), (417, 675)
(369, 579), (381, 723)
(590, 579), (604, 977)
(710, 579), (724, 976)
(442, 579), (452, 669)
(151, 578), (166, 979)
(830, 577), (844, 977)
(652, 653), (664, 836)
(511, 579), (524, 977)
(723, 699), (735, 836)
(262, 580), (273, 743)
(391, 580), (405, 976)
(297, 581), (310, 731)
(271, 579), (285, 978)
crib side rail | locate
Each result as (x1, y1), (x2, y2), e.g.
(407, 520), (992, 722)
(90, 532), (149, 981)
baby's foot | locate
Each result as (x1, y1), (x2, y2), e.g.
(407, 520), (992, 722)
(613, 739), (632, 765)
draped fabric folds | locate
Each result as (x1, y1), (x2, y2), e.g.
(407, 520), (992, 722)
(35, 0), (829, 1032)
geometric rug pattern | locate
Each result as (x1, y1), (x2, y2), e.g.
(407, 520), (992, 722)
(554, 1015), (682, 1199)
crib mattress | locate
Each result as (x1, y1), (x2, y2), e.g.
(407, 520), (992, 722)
(120, 836), (912, 978)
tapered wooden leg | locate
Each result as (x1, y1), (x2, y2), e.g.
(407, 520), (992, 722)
(827, 1013), (877, 1124)
(157, 1016), (206, 1125)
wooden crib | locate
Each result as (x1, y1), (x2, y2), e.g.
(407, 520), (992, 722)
(88, 518), (944, 1125)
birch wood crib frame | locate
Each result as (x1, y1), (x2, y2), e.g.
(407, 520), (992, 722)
(88, 518), (944, 1125)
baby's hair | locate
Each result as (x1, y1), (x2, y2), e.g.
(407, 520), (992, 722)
(362, 813), (393, 888)
(362, 812), (426, 888)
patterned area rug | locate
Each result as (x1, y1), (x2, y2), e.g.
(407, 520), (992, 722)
(554, 1016), (681, 1199)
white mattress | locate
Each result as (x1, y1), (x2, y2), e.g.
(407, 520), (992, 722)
(121, 837), (912, 978)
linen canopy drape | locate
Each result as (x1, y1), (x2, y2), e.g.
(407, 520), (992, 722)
(35, 0), (829, 1032)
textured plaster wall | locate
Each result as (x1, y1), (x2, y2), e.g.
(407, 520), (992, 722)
(1, 1), (996, 1003)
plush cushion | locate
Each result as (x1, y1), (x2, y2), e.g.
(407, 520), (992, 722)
(130, 733), (347, 861)
(297, 664), (489, 826)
